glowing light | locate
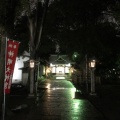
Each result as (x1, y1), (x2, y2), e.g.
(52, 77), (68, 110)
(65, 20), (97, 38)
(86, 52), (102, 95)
(74, 102), (80, 109)
(13, 56), (29, 83)
(47, 83), (51, 89)
(56, 77), (65, 79)
(46, 68), (51, 73)
(70, 88), (76, 98)
(51, 67), (55, 73)
(52, 87), (65, 90)
(65, 67), (69, 73)
(66, 63), (71, 67)
(30, 60), (35, 68)
(56, 67), (64, 74)
(50, 63), (55, 67)
(89, 57), (96, 68)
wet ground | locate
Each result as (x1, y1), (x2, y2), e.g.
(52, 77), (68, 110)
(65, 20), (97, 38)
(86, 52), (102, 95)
(7, 79), (107, 120)
(86, 85), (120, 120)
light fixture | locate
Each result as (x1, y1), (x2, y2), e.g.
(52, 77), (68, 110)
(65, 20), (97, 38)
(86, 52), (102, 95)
(89, 57), (96, 95)
(89, 58), (96, 68)
(30, 60), (35, 68)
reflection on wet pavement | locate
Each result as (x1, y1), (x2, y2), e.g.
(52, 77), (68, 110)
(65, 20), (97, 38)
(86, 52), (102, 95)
(28, 79), (106, 120)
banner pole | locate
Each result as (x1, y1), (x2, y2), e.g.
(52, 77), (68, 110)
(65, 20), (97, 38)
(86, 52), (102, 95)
(2, 37), (7, 120)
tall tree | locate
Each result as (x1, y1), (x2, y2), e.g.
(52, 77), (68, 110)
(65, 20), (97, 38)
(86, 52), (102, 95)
(14, 0), (50, 59)
(0, 0), (50, 116)
(43, 0), (118, 56)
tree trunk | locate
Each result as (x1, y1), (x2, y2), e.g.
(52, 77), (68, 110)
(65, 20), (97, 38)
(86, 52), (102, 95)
(0, 37), (6, 117)
(28, 18), (36, 95)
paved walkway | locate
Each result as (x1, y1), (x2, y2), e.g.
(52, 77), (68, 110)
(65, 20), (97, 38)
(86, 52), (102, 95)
(7, 79), (106, 120)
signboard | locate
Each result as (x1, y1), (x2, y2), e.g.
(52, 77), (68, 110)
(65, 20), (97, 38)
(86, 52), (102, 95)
(4, 39), (20, 94)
